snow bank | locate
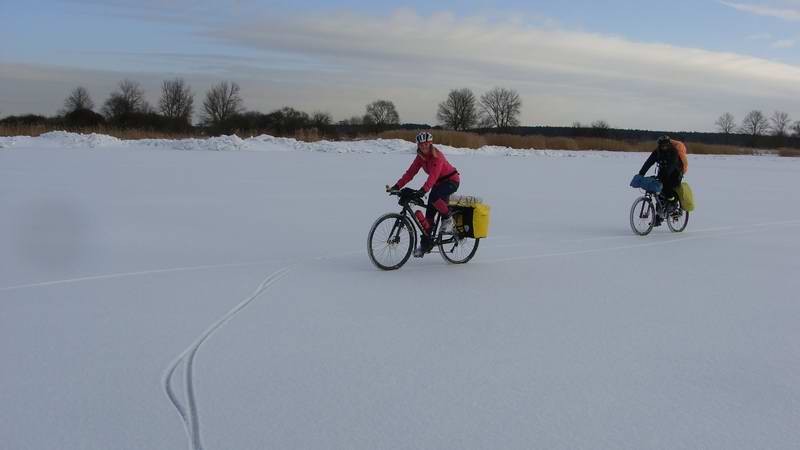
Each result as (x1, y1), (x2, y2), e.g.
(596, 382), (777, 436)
(0, 135), (35, 149)
(0, 132), (414, 154)
(0, 131), (791, 163)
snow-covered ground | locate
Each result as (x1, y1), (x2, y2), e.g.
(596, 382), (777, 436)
(2, 133), (799, 450)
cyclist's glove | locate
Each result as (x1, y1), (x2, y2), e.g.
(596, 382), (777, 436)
(390, 184), (400, 192)
(399, 187), (418, 198)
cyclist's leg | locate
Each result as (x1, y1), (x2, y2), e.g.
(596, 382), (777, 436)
(661, 172), (682, 212)
(660, 172), (681, 199)
(426, 181), (459, 225)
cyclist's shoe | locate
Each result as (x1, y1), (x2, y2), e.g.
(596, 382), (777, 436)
(414, 236), (433, 258)
(665, 197), (679, 214)
(413, 245), (432, 258)
(654, 213), (664, 227)
(439, 215), (454, 234)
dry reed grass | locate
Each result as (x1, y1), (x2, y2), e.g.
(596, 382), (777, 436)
(377, 130), (758, 155)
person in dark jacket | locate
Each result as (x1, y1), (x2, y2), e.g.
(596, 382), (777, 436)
(639, 136), (685, 219)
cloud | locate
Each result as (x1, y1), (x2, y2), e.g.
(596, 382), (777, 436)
(197, 10), (796, 129)
(719, 1), (800, 21)
(210, 10), (800, 81)
(747, 32), (773, 40)
(204, 10), (800, 95)
(772, 38), (797, 48)
(4, 8), (800, 130)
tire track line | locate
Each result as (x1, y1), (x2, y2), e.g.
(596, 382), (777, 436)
(160, 250), (361, 450)
(0, 258), (286, 292)
(163, 266), (293, 450)
(487, 219), (800, 251)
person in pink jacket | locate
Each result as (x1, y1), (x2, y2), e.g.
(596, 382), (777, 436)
(391, 132), (461, 257)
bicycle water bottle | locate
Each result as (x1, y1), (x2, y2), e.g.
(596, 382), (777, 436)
(415, 210), (430, 234)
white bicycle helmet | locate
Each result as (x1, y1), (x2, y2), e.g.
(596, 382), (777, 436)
(415, 131), (433, 144)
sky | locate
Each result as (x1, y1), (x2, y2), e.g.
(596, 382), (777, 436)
(1, 0), (799, 131)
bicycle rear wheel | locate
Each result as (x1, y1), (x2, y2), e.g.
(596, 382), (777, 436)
(439, 236), (480, 264)
(368, 213), (414, 270)
(630, 197), (656, 236)
(667, 209), (689, 232)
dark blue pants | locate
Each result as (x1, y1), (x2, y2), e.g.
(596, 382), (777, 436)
(426, 180), (459, 226)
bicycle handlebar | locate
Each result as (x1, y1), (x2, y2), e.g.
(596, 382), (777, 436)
(386, 186), (425, 206)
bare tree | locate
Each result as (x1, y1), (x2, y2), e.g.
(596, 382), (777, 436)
(715, 112), (736, 135)
(571, 121), (583, 128)
(479, 87), (522, 128)
(769, 111), (791, 137)
(159, 78), (194, 124)
(792, 121), (800, 137)
(364, 100), (400, 128)
(63, 87), (94, 113)
(265, 107), (311, 135)
(437, 88), (478, 131)
(102, 80), (148, 119)
(589, 120), (611, 137)
(202, 81), (243, 126)
(740, 110), (769, 138)
(311, 111), (332, 129)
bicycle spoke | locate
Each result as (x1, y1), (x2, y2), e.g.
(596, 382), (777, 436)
(368, 214), (415, 270)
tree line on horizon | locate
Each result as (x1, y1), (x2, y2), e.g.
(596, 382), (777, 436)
(715, 111), (800, 145)
(0, 80), (534, 135)
(2, 79), (799, 147)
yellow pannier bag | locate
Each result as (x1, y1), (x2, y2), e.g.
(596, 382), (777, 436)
(449, 195), (491, 238)
(471, 203), (491, 238)
(675, 182), (695, 212)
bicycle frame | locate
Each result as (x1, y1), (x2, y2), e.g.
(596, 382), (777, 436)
(635, 173), (675, 216)
(636, 190), (658, 214)
(638, 189), (681, 217)
(387, 194), (460, 248)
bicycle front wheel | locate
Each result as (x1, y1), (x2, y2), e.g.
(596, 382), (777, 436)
(630, 197), (655, 236)
(368, 213), (415, 270)
(439, 237), (480, 264)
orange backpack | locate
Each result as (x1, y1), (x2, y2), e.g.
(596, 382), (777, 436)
(671, 140), (688, 174)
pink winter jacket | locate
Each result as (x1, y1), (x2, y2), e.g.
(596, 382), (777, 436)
(395, 148), (460, 192)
